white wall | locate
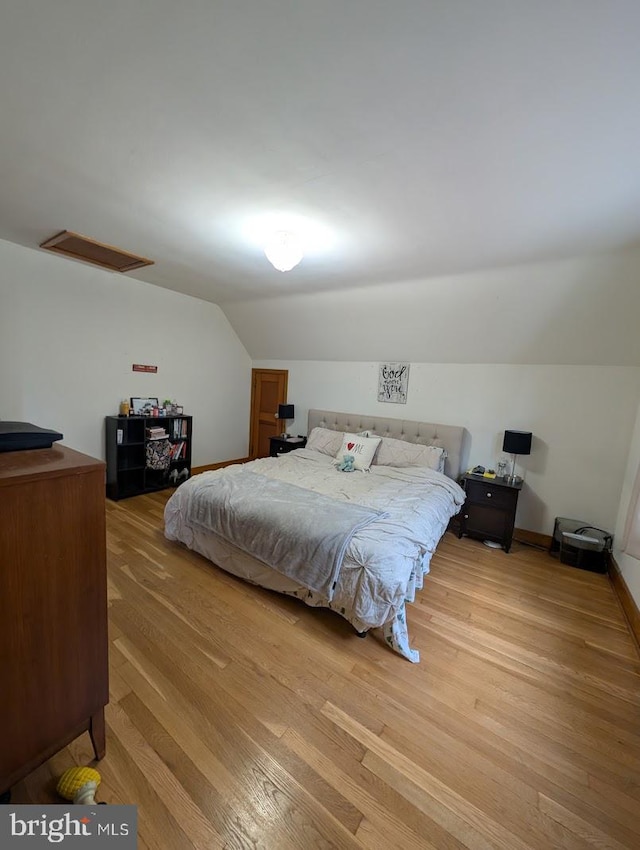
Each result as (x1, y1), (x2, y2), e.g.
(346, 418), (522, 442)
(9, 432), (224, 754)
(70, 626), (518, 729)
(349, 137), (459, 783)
(254, 359), (640, 536)
(0, 238), (252, 464)
(613, 400), (640, 609)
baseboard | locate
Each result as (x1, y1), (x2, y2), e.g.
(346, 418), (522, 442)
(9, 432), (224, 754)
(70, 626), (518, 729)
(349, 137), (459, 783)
(513, 527), (552, 549)
(608, 556), (640, 656)
(192, 457), (250, 475)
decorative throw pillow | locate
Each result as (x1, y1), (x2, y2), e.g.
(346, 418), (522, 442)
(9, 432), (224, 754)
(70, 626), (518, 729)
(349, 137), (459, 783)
(306, 427), (345, 457)
(374, 436), (446, 471)
(334, 432), (381, 471)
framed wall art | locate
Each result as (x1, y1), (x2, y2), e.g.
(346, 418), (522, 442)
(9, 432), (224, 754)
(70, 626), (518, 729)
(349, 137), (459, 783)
(377, 362), (409, 404)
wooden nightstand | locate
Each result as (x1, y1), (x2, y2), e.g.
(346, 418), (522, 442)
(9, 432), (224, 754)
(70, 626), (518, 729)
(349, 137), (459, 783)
(269, 436), (307, 457)
(458, 473), (523, 552)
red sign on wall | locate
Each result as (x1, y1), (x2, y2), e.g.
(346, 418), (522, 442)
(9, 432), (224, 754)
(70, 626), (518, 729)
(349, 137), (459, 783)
(132, 364), (158, 373)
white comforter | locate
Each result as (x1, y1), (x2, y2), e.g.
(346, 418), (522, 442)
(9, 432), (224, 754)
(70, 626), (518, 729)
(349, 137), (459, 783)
(164, 448), (465, 661)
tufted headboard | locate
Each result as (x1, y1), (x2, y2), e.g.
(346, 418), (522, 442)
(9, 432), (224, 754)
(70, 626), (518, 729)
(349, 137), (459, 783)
(308, 409), (467, 481)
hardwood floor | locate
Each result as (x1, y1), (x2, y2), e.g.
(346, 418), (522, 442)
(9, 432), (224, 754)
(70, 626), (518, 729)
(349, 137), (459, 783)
(12, 491), (640, 849)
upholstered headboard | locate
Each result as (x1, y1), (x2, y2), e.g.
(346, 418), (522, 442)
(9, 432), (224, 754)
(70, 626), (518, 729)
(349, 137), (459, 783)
(308, 409), (466, 481)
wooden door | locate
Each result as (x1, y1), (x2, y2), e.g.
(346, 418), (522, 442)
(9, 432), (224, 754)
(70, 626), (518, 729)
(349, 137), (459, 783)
(249, 369), (288, 458)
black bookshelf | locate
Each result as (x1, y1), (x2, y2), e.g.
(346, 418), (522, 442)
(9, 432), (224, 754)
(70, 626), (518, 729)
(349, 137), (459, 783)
(105, 414), (192, 500)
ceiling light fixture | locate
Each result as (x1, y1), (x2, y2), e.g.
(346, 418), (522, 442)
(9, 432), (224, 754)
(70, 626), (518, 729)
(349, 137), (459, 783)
(264, 230), (303, 272)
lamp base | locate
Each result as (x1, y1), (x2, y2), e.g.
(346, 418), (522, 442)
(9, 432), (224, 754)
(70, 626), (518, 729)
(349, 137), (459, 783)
(504, 474), (522, 485)
(483, 540), (503, 550)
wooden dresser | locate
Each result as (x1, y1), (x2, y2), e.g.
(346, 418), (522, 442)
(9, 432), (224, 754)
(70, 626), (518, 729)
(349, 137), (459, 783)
(0, 445), (108, 795)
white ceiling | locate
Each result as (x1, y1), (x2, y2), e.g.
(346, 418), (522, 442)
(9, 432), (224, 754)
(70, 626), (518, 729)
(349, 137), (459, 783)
(1, 1), (640, 305)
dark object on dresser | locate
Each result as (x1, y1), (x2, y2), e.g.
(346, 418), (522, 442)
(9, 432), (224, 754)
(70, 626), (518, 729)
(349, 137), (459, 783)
(0, 421), (63, 452)
(457, 473), (523, 553)
(0, 445), (108, 796)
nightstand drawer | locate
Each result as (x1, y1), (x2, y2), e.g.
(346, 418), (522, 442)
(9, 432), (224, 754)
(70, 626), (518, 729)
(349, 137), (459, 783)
(465, 480), (515, 511)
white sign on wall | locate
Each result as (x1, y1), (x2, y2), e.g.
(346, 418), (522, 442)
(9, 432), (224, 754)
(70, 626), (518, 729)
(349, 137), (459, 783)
(378, 362), (410, 404)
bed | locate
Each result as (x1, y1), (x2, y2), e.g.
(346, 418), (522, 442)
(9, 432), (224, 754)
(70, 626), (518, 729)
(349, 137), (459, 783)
(164, 409), (466, 662)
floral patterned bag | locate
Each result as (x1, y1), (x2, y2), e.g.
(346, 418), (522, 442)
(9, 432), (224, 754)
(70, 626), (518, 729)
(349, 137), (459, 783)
(146, 438), (171, 470)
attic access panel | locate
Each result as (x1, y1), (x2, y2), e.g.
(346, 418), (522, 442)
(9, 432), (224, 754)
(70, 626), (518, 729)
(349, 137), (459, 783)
(39, 230), (154, 273)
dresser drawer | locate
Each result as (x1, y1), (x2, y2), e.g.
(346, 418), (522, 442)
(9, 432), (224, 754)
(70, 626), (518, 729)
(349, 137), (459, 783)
(465, 480), (516, 511)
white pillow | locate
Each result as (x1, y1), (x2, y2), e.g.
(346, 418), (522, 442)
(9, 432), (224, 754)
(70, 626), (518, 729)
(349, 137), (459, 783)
(306, 427), (345, 457)
(428, 438), (448, 473)
(374, 436), (446, 472)
(335, 432), (381, 471)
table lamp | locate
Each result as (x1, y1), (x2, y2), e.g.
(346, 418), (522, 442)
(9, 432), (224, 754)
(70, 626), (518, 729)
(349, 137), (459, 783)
(503, 429), (532, 484)
(277, 404), (294, 438)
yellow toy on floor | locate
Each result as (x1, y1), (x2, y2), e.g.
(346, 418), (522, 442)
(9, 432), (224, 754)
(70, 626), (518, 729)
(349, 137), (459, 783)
(56, 766), (102, 805)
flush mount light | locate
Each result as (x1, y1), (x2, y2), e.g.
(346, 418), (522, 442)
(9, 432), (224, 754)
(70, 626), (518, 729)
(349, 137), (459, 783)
(264, 230), (303, 272)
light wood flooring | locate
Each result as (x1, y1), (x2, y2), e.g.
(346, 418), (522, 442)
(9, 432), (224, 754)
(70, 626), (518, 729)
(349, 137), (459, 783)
(12, 490), (640, 849)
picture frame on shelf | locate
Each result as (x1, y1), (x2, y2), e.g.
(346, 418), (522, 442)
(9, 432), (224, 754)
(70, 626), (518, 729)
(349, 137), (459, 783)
(130, 397), (159, 416)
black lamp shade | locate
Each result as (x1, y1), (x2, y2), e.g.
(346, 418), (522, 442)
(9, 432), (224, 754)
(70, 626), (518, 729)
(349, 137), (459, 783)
(277, 404), (294, 420)
(503, 430), (532, 455)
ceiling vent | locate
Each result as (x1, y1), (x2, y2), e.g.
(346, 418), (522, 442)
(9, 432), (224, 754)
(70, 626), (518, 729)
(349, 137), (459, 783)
(39, 230), (154, 273)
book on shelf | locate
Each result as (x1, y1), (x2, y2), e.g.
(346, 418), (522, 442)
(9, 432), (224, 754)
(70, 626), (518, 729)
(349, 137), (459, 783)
(146, 427), (168, 440)
(170, 441), (186, 461)
(171, 418), (189, 439)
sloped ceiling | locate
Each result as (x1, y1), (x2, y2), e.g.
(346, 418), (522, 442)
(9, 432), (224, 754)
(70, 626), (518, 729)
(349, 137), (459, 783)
(1, 0), (640, 313)
(224, 250), (640, 365)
